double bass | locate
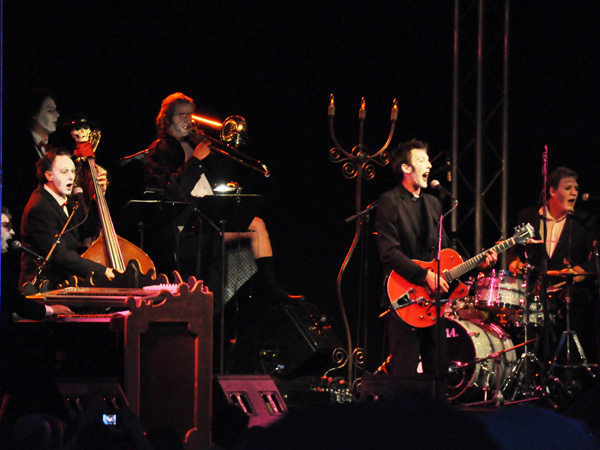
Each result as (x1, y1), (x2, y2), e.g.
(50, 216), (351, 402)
(74, 130), (155, 277)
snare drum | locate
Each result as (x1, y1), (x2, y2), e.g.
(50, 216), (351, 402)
(474, 270), (525, 313)
(445, 318), (516, 401)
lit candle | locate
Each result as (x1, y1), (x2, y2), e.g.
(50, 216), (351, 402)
(328, 94), (336, 117)
(359, 97), (366, 120)
(391, 98), (398, 121)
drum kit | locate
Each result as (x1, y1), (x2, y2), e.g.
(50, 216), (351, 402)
(443, 267), (598, 406)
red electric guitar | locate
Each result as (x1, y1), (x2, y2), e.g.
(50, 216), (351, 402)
(386, 224), (534, 328)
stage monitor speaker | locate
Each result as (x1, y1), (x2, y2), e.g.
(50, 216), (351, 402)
(359, 373), (436, 402)
(215, 375), (287, 428)
(57, 378), (128, 421)
(228, 300), (343, 376)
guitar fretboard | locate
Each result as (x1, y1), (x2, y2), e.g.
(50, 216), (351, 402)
(446, 237), (516, 281)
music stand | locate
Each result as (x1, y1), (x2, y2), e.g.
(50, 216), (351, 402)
(124, 195), (262, 372)
(121, 199), (189, 250)
(193, 194), (264, 374)
(193, 194), (263, 234)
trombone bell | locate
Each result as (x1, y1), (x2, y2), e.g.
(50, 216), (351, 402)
(220, 115), (248, 147)
(189, 114), (248, 148)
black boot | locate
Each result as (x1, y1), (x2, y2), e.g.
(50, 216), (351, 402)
(254, 257), (300, 302)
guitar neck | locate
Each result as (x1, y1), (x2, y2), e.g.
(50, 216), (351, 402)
(446, 237), (516, 281)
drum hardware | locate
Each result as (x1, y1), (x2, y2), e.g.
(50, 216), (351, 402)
(500, 332), (546, 402)
(444, 296), (488, 323)
(547, 273), (597, 389)
(492, 259), (546, 403)
(501, 347), (546, 404)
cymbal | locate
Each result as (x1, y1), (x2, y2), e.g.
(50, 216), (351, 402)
(498, 239), (559, 245)
(545, 270), (596, 278)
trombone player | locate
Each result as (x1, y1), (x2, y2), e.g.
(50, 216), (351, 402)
(143, 92), (294, 302)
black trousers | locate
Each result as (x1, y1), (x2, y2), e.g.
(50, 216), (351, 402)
(387, 314), (448, 377)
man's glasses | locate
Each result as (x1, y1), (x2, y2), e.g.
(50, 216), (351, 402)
(173, 113), (191, 120)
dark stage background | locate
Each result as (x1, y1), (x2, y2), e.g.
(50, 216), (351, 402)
(3, 1), (600, 369)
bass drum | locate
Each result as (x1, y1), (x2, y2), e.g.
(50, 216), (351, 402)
(445, 318), (516, 401)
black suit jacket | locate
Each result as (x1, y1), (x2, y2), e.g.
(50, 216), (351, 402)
(19, 185), (106, 290)
(144, 133), (235, 201)
(2, 129), (55, 230)
(375, 184), (451, 286)
(508, 206), (598, 283)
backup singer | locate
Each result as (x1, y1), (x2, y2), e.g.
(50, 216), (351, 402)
(3, 89), (61, 229)
(375, 139), (496, 378)
(508, 166), (599, 363)
(19, 149), (114, 291)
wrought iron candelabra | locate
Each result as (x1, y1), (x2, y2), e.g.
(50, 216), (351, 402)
(328, 94), (397, 396)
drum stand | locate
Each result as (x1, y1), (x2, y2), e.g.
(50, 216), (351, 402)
(500, 299), (545, 402)
(547, 277), (596, 389)
(491, 261), (544, 402)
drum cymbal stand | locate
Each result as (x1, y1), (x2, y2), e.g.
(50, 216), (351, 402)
(500, 260), (545, 402)
(547, 276), (596, 390)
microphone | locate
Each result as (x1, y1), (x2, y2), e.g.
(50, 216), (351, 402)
(9, 240), (46, 261)
(581, 193), (600, 202)
(445, 153), (452, 182)
(429, 180), (454, 200)
(118, 148), (150, 166)
(72, 187), (89, 214)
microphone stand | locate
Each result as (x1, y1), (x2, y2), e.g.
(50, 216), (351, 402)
(435, 195), (458, 402)
(540, 146), (551, 363)
(23, 203), (82, 295)
(328, 95), (397, 396)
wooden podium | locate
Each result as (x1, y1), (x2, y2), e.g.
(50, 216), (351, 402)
(120, 278), (213, 450)
(26, 270), (214, 449)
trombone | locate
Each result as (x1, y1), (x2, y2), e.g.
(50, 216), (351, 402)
(188, 114), (270, 177)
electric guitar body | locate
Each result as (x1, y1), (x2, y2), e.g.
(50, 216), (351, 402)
(386, 224), (534, 328)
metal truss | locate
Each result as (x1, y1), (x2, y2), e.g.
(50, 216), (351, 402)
(451, 0), (510, 267)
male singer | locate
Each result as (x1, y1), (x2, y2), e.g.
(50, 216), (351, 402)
(375, 139), (496, 379)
